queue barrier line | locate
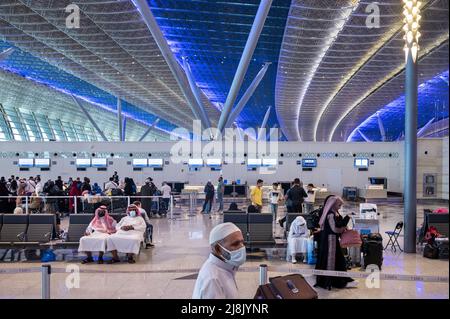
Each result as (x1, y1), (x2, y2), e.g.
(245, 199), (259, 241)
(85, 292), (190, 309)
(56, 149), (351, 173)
(0, 266), (448, 283)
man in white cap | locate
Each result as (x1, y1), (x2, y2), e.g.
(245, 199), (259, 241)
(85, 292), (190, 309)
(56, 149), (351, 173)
(192, 222), (246, 299)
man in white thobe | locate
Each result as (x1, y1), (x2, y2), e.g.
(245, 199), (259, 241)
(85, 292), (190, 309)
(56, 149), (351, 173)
(192, 222), (246, 299)
(286, 216), (309, 263)
(106, 204), (146, 264)
(78, 206), (117, 264)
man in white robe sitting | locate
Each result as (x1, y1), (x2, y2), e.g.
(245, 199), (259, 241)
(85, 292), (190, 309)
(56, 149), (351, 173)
(286, 216), (310, 264)
(79, 206), (117, 264)
(107, 204), (146, 264)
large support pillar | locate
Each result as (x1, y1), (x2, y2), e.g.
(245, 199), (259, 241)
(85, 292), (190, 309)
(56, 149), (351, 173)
(403, 0), (421, 253)
(117, 98), (123, 141)
(224, 62), (271, 129)
(376, 112), (386, 141)
(71, 95), (108, 142)
(417, 117), (435, 137)
(182, 57), (213, 139)
(133, 0), (205, 126)
(357, 129), (372, 142)
(139, 118), (160, 142)
(0, 48), (14, 61)
(216, 0), (273, 134)
(258, 106), (271, 141)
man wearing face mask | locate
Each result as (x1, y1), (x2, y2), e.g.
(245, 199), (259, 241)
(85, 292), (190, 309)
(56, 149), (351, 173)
(106, 204), (146, 264)
(192, 222), (246, 299)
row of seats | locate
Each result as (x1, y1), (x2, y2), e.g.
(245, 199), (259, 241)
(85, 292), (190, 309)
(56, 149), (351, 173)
(223, 211), (309, 248)
(0, 214), (55, 249)
(0, 213), (130, 250)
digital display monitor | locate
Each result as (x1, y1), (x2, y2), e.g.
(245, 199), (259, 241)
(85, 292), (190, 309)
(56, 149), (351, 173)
(354, 158), (369, 168)
(35, 158), (50, 167)
(188, 158), (203, 166)
(247, 158), (262, 167)
(173, 183), (185, 193)
(148, 159), (163, 167)
(18, 158), (34, 167)
(76, 158), (91, 167)
(302, 159), (317, 168)
(234, 185), (246, 196)
(206, 158), (222, 167)
(91, 158), (107, 167)
(236, 179), (241, 185)
(224, 185), (234, 196)
(133, 159), (148, 167)
(262, 158), (277, 166)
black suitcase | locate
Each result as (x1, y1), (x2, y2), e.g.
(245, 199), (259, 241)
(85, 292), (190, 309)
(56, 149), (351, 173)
(438, 242), (449, 259)
(363, 235), (383, 270)
(423, 244), (439, 259)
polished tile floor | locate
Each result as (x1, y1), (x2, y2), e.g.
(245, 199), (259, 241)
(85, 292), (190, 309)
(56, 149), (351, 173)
(0, 200), (448, 299)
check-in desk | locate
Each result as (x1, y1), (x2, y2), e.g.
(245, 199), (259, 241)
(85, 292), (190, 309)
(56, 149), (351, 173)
(352, 217), (380, 234)
(359, 185), (387, 201)
(315, 188), (332, 206)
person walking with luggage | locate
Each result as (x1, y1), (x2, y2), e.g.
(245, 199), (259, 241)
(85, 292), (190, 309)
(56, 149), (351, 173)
(192, 222), (245, 299)
(315, 196), (357, 289)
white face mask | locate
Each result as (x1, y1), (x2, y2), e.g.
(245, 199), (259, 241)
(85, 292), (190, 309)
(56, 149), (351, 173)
(129, 211), (137, 218)
(218, 244), (246, 267)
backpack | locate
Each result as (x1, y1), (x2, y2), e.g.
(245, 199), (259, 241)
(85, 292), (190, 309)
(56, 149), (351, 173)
(306, 208), (322, 230)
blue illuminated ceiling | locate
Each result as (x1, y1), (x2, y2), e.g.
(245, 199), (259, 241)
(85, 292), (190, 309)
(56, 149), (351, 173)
(348, 70), (449, 142)
(148, 0), (291, 130)
(0, 39), (177, 133)
(0, 0), (448, 142)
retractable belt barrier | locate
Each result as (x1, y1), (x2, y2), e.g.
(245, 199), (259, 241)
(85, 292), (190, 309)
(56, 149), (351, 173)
(0, 266), (448, 283)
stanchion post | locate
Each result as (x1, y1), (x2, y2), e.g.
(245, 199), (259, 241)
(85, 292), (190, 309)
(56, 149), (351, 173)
(170, 195), (174, 219)
(259, 264), (268, 285)
(25, 196), (29, 214)
(127, 196), (131, 207)
(74, 196), (77, 214)
(41, 264), (51, 299)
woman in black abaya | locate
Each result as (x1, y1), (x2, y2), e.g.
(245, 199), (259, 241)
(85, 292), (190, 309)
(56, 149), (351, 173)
(315, 196), (355, 290)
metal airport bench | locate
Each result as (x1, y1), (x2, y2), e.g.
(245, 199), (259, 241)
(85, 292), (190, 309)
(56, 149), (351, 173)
(223, 211), (248, 243)
(0, 214), (55, 261)
(247, 213), (275, 248)
(55, 214), (92, 249)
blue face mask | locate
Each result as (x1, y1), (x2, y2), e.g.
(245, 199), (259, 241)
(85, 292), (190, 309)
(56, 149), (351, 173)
(219, 244), (246, 267)
(129, 211), (137, 218)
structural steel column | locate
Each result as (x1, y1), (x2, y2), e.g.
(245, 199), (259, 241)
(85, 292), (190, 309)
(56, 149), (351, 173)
(403, 0), (421, 253)
(225, 62), (271, 129)
(139, 118), (160, 142)
(71, 95), (108, 142)
(404, 50), (418, 253)
(133, 0), (205, 125)
(217, 0), (273, 134)
(117, 98), (123, 141)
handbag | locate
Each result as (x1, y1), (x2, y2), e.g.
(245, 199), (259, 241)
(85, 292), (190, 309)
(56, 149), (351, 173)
(423, 244), (439, 259)
(340, 229), (362, 247)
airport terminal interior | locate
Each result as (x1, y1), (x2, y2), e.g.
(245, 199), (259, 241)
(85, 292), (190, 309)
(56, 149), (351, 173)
(0, 0), (448, 301)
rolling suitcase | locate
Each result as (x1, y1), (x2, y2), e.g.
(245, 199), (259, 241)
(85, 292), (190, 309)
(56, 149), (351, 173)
(362, 233), (383, 270)
(348, 246), (361, 267)
(254, 274), (318, 299)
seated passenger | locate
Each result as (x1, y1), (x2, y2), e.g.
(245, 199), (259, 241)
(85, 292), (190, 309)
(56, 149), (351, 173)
(107, 204), (146, 264)
(286, 216), (309, 264)
(247, 205), (258, 213)
(133, 201), (154, 248)
(79, 206), (117, 264)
